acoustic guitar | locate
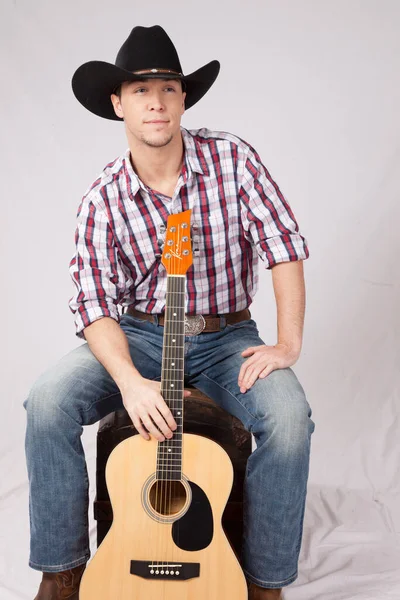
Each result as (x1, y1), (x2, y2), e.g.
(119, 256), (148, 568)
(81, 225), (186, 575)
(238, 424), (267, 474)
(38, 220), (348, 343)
(80, 209), (248, 599)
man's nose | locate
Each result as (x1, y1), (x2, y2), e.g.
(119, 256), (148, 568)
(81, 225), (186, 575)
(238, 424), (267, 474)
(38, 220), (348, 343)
(148, 91), (165, 109)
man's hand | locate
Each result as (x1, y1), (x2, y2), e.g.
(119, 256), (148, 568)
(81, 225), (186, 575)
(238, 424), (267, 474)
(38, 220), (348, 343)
(121, 377), (191, 441)
(238, 343), (300, 393)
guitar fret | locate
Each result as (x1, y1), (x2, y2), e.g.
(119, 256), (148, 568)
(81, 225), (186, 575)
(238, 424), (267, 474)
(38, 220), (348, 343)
(163, 345), (185, 348)
(164, 306), (186, 309)
(156, 469), (182, 472)
(159, 439), (182, 445)
(158, 457), (182, 460)
(159, 443), (183, 446)
(159, 440), (182, 448)
(164, 356), (185, 370)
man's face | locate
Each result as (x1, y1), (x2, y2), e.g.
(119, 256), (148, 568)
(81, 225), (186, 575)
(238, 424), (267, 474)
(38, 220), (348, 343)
(111, 77), (186, 148)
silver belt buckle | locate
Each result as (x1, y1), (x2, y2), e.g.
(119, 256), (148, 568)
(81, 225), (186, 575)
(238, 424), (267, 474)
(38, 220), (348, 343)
(184, 314), (206, 336)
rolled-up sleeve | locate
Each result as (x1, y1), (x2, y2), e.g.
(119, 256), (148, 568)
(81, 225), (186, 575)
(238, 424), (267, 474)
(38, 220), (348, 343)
(239, 146), (310, 269)
(68, 192), (127, 338)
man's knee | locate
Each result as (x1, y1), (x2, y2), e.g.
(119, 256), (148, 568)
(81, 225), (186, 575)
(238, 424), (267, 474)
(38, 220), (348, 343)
(23, 344), (103, 429)
(250, 367), (315, 450)
(24, 365), (78, 431)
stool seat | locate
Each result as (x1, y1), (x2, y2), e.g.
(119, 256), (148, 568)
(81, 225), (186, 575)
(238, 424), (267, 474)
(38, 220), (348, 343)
(94, 386), (252, 560)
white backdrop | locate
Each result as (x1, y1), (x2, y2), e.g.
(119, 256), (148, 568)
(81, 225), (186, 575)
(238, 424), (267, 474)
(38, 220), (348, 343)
(1, 1), (399, 598)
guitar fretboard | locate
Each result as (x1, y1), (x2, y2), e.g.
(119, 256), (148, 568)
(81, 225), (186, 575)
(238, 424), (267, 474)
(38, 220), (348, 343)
(157, 275), (186, 481)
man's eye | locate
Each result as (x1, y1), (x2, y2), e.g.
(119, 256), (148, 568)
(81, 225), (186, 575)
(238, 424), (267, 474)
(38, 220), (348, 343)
(133, 86), (176, 93)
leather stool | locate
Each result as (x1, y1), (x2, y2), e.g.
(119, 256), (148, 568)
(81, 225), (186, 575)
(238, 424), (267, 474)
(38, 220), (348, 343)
(94, 386), (252, 560)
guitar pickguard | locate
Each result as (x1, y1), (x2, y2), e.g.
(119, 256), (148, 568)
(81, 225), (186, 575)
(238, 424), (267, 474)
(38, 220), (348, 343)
(172, 480), (214, 550)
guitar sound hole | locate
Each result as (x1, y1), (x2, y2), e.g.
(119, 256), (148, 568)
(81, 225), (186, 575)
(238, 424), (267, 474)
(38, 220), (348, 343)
(149, 480), (187, 516)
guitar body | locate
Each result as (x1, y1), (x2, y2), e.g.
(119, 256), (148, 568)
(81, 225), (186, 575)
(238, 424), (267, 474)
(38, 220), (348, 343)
(80, 433), (248, 599)
(81, 210), (248, 598)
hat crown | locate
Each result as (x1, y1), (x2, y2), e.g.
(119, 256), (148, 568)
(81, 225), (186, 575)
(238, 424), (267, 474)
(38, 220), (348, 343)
(115, 25), (183, 74)
(71, 24), (220, 119)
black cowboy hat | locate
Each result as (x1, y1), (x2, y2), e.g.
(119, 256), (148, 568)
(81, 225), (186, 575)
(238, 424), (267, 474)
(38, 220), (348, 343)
(71, 25), (220, 120)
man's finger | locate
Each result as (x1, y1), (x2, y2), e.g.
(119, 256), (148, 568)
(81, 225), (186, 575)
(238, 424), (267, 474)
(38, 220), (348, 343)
(259, 364), (275, 378)
(132, 417), (150, 440)
(141, 414), (165, 442)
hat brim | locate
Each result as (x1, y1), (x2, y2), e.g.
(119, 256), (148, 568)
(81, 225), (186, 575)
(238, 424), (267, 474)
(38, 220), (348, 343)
(71, 59), (220, 120)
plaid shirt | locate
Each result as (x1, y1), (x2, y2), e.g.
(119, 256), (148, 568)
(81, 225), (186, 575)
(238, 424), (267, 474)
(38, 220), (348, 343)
(68, 127), (309, 338)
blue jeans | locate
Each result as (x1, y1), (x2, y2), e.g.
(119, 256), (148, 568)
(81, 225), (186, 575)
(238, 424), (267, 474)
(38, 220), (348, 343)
(23, 313), (315, 589)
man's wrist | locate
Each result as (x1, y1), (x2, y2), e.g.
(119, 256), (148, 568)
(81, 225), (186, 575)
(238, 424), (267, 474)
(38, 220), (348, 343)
(277, 341), (302, 357)
(115, 367), (144, 393)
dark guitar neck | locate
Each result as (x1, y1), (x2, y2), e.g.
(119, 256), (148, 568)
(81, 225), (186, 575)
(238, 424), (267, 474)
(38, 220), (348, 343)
(157, 274), (186, 481)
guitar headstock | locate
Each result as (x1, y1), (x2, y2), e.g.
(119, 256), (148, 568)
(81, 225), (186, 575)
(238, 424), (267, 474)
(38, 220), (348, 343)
(161, 209), (193, 275)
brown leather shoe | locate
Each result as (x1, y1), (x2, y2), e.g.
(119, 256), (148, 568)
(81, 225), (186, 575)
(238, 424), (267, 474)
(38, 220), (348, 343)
(34, 563), (86, 599)
(248, 581), (283, 599)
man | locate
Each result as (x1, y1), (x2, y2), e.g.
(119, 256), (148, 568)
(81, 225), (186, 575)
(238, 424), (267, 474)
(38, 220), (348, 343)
(24, 25), (315, 600)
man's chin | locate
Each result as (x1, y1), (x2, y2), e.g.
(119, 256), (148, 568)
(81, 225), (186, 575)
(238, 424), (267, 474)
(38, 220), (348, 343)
(140, 132), (174, 148)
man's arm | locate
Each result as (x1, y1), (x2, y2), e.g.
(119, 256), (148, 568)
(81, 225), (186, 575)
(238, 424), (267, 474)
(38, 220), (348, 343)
(237, 143), (309, 390)
(83, 316), (143, 389)
(83, 316), (185, 441)
(238, 259), (306, 392)
(271, 260), (305, 356)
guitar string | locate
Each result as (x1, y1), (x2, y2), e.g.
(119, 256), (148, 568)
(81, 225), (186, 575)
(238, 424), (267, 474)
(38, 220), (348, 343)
(172, 274), (185, 572)
(154, 274), (165, 576)
(170, 229), (184, 573)
(163, 274), (171, 574)
(167, 249), (183, 573)
(157, 239), (182, 574)
(157, 272), (170, 575)
(171, 242), (183, 571)
(163, 257), (179, 572)
(153, 243), (166, 575)
(166, 274), (174, 574)
(164, 261), (174, 572)
(170, 225), (182, 576)
(166, 247), (176, 572)
(154, 217), (189, 576)
(166, 236), (186, 573)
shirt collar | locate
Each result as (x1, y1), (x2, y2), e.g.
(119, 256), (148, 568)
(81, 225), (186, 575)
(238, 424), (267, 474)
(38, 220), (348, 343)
(123, 126), (209, 200)
(180, 127), (210, 179)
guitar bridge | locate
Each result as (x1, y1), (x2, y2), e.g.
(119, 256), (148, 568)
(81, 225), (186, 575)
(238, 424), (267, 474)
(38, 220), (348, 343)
(130, 560), (200, 580)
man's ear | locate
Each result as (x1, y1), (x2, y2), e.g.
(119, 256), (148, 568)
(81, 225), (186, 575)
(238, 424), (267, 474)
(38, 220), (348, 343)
(110, 93), (124, 119)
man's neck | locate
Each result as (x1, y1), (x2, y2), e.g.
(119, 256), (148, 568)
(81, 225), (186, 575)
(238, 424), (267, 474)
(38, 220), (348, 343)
(128, 131), (184, 189)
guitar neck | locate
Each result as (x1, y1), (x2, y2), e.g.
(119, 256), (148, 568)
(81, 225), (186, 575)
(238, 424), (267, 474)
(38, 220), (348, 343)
(157, 274), (186, 481)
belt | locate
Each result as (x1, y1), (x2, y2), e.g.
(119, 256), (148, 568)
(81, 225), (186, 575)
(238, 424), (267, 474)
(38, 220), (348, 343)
(125, 306), (251, 335)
